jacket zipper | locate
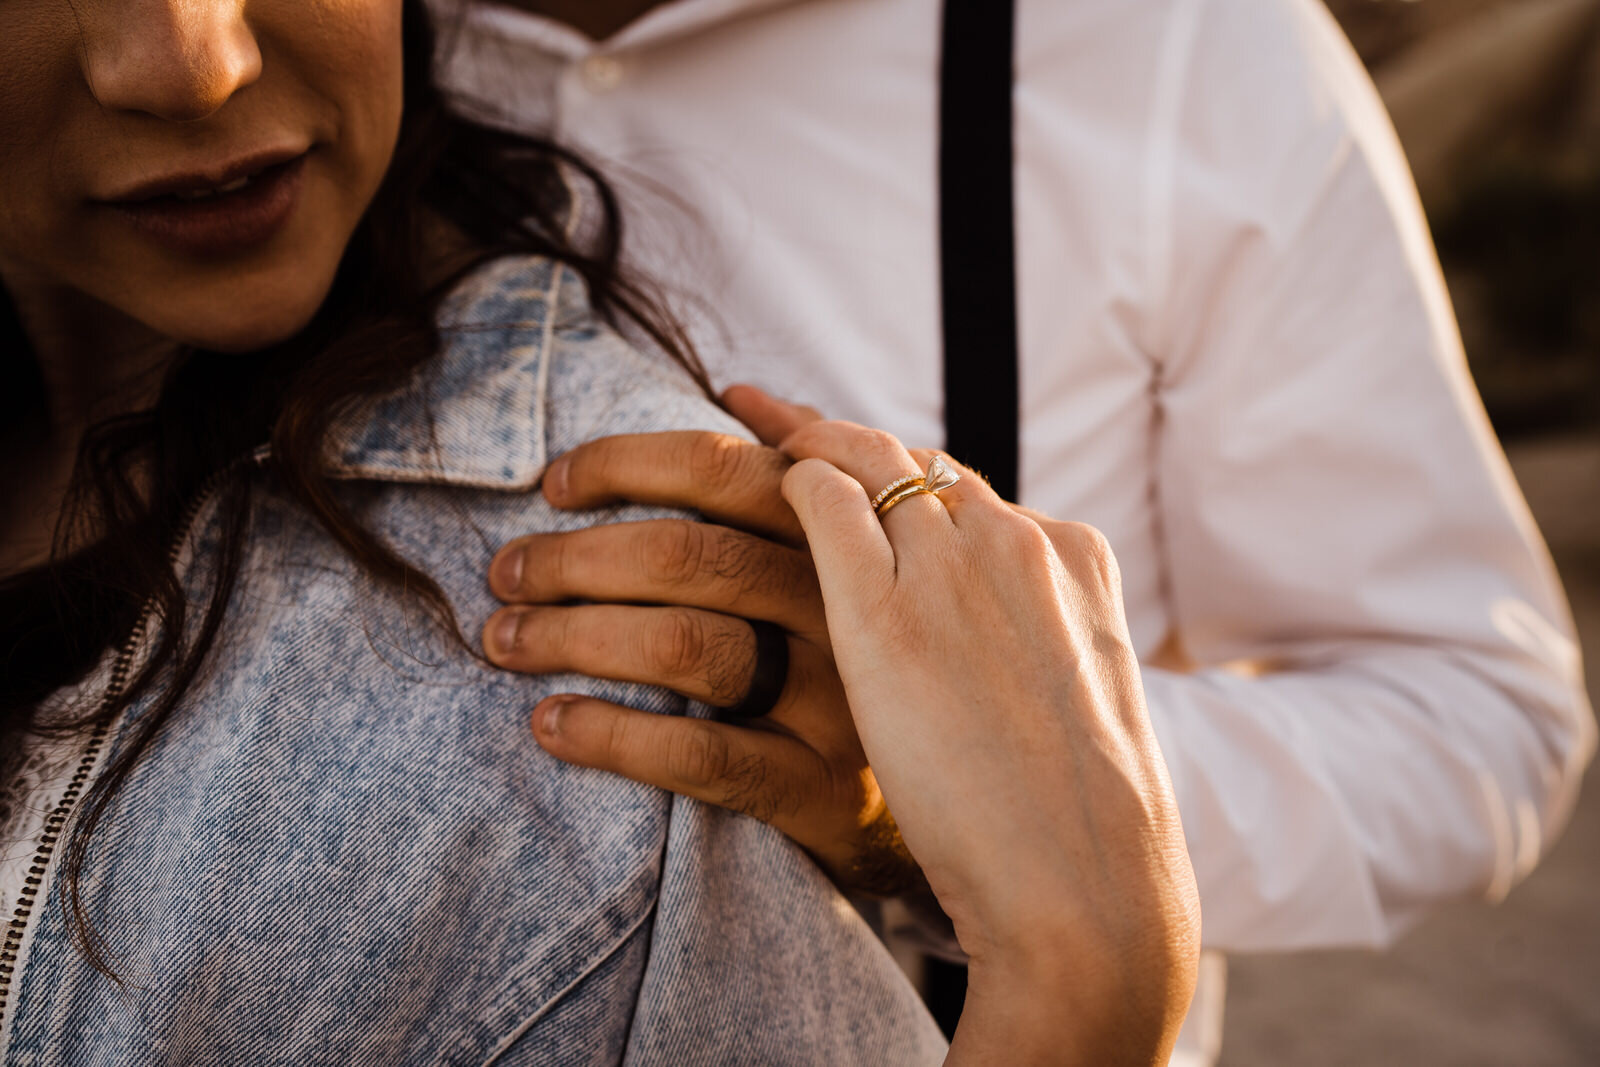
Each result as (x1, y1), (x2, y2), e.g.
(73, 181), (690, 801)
(0, 469), (234, 1028)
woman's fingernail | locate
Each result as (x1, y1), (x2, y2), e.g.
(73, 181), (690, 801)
(490, 547), (524, 596)
(544, 457), (570, 504)
(536, 696), (576, 737)
(490, 610), (522, 657)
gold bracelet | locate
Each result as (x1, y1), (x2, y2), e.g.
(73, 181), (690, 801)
(874, 485), (936, 518)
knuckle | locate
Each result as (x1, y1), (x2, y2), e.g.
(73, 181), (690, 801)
(999, 513), (1054, 557)
(649, 608), (708, 679)
(1051, 520), (1122, 590)
(515, 543), (547, 597)
(541, 608), (573, 658)
(1066, 520), (1113, 560)
(983, 517), (1059, 583)
(667, 721), (733, 789)
(721, 753), (781, 821)
(565, 439), (613, 488)
(814, 473), (868, 515)
(747, 443), (791, 481)
(859, 427), (905, 464)
(644, 521), (710, 588)
(707, 531), (771, 591)
(643, 522), (814, 614)
(600, 710), (641, 765)
(786, 419), (868, 457)
(686, 432), (749, 486)
(706, 624), (764, 705)
(537, 534), (573, 594)
(755, 551), (823, 624)
(770, 549), (823, 613)
(1060, 520), (1114, 567)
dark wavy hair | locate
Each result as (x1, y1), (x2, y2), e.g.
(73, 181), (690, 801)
(0, 0), (706, 974)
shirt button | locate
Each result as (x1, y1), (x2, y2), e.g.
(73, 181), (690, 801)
(580, 55), (626, 92)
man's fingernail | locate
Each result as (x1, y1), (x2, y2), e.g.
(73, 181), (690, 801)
(490, 547), (524, 596)
(536, 696), (576, 737)
(544, 457), (570, 504)
(490, 610), (522, 657)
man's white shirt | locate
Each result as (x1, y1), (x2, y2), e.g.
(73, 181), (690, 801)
(433, 0), (1595, 1058)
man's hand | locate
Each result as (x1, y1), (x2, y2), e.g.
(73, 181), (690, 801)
(481, 387), (924, 894)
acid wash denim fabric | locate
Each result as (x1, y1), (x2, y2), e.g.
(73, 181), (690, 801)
(2, 257), (947, 1066)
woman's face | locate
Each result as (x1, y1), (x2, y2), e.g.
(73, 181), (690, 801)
(0, 0), (406, 353)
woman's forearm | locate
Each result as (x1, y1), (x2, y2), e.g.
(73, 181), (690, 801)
(776, 421), (1202, 1064)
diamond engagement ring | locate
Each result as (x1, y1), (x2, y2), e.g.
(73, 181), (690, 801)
(923, 455), (961, 494)
(873, 455), (963, 519)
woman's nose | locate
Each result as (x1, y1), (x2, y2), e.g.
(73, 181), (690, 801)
(82, 0), (262, 121)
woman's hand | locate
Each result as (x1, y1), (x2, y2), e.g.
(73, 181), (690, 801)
(779, 419), (1201, 1066)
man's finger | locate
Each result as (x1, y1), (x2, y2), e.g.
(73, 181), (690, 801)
(489, 520), (826, 638)
(485, 603), (776, 708)
(542, 431), (803, 544)
(532, 695), (834, 827)
(721, 384), (824, 447)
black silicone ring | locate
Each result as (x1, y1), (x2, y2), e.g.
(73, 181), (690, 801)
(724, 620), (789, 720)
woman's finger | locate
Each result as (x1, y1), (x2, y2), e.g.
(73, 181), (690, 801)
(779, 421), (953, 538)
(781, 459), (895, 603)
(1003, 504), (1127, 595)
(489, 520), (825, 639)
(542, 431), (803, 545)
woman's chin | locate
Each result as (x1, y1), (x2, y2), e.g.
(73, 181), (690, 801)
(157, 289), (329, 354)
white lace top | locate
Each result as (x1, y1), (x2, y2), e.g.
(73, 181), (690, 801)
(0, 737), (79, 913)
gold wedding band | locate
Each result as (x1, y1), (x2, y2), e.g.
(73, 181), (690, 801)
(870, 474), (924, 511)
(871, 456), (964, 521)
(874, 484), (936, 518)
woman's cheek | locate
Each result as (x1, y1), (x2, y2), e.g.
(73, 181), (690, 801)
(296, 0), (409, 216)
(0, 10), (95, 275)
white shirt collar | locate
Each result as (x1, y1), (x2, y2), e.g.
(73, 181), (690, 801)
(442, 0), (815, 57)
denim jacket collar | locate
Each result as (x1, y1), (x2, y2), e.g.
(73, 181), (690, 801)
(323, 257), (565, 492)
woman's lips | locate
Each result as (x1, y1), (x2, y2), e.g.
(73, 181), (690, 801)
(107, 153), (309, 258)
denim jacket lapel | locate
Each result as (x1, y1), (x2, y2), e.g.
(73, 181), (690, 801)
(324, 256), (565, 491)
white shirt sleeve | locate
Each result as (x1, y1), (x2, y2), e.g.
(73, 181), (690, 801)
(1138, 0), (1595, 951)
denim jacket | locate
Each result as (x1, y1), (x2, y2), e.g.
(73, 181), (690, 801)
(1, 258), (946, 1066)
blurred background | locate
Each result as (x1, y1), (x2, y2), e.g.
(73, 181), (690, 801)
(1221, 2), (1600, 1063)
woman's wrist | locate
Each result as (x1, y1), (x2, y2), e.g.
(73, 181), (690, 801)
(943, 830), (1201, 1066)
(952, 930), (1192, 1067)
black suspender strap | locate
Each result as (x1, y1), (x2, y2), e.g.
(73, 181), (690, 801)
(938, 0), (1021, 503)
(923, 0), (1020, 1040)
